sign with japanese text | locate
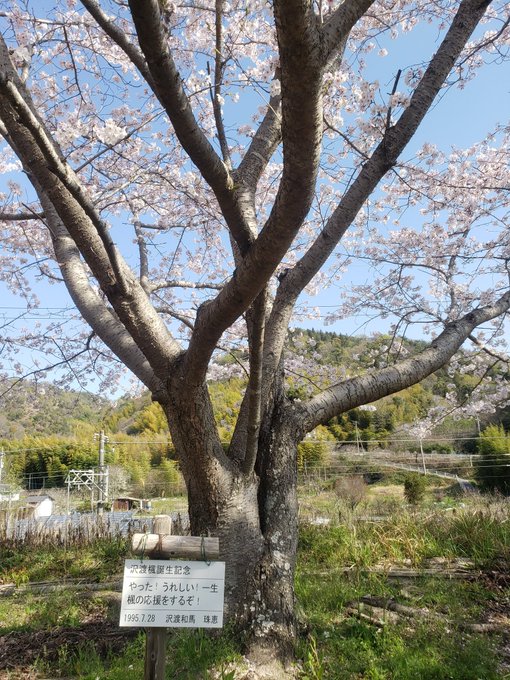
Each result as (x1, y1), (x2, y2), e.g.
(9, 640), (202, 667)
(119, 558), (225, 628)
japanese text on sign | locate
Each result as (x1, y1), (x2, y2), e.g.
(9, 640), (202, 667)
(119, 559), (225, 628)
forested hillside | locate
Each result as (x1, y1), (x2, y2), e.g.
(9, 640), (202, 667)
(0, 328), (506, 489)
(0, 382), (108, 439)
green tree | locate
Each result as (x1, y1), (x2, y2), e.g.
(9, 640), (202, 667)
(404, 473), (428, 505)
(475, 424), (510, 494)
(128, 402), (169, 435)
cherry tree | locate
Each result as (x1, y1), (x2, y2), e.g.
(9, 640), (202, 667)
(1, 0), (509, 661)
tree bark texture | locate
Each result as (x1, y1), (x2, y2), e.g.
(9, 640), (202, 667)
(162, 381), (299, 654)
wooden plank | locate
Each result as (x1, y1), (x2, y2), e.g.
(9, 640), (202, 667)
(132, 533), (220, 560)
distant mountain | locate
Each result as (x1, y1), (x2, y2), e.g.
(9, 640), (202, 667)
(0, 328), (501, 442)
(0, 381), (109, 439)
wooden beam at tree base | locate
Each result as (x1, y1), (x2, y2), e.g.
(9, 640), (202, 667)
(131, 533), (220, 560)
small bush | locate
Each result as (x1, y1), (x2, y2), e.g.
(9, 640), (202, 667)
(403, 473), (427, 505)
(298, 441), (331, 470)
(334, 475), (367, 511)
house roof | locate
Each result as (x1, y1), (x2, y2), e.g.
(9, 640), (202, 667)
(25, 495), (54, 504)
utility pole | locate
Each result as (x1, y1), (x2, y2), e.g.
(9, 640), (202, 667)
(354, 421), (361, 454)
(420, 438), (427, 474)
(0, 450), (4, 484)
(96, 430), (108, 515)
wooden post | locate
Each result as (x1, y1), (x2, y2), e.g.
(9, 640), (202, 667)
(128, 517), (221, 679)
(144, 514), (172, 680)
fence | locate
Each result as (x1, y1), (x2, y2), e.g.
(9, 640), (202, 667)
(0, 510), (152, 545)
(298, 450), (478, 485)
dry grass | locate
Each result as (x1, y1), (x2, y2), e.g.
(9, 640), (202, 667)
(367, 484), (404, 499)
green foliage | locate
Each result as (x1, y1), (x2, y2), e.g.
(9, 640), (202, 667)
(3, 328), (510, 496)
(127, 401), (168, 435)
(298, 429), (334, 470)
(403, 473), (428, 505)
(474, 424), (510, 494)
(1, 436), (106, 488)
(326, 384), (433, 447)
(104, 394), (145, 432)
(410, 441), (454, 455)
(1, 494), (509, 679)
(144, 459), (186, 497)
(296, 505), (508, 680)
(0, 536), (129, 584)
(209, 378), (246, 440)
(297, 617), (501, 680)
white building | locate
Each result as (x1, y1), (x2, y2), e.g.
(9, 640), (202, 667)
(25, 495), (54, 518)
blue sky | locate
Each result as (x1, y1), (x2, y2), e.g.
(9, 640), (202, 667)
(0, 5), (509, 392)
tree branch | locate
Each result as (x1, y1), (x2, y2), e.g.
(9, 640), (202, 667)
(296, 291), (510, 433)
(209, 0), (232, 169)
(272, 0), (494, 339)
(39, 194), (165, 395)
(242, 289), (267, 475)
(133, 220), (150, 294)
(181, 0), (326, 383)
(236, 85), (282, 190)
(235, 0), (371, 196)
(79, 0), (158, 88)
(385, 68), (402, 133)
(258, 0), (495, 426)
(150, 280), (223, 293)
(179, 0), (380, 385)
(320, 0), (378, 65)
(126, 0), (254, 252)
(1, 73), (129, 293)
(155, 305), (195, 330)
(0, 35), (182, 381)
(0, 333), (97, 397)
(0, 210), (44, 221)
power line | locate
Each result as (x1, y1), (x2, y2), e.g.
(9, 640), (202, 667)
(0, 306), (75, 311)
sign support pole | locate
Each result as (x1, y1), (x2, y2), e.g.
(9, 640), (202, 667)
(122, 517), (222, 679)
(145, 514), (172, 680)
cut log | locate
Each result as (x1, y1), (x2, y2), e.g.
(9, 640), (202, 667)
(346, 596), (509, 634)
(360, 596), (434, 619)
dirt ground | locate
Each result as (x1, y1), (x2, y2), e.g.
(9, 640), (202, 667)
(0, 620), (138, 679)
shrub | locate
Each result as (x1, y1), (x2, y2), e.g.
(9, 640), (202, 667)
(334, 475), (367, 511)
(298, 428), (334, 470)
(403, 473), (427, 505)
(297, 441), (330, 470)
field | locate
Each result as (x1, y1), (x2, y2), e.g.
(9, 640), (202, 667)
(0, 477), (508, 679)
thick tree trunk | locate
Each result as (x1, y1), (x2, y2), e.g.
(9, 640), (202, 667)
(161, 384), (300, 660)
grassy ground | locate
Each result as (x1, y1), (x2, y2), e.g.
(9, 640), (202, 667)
(296, 530), (508, 679)
(0, 482), (509, 678)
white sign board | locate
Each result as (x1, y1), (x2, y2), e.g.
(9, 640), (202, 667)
(119, 559), (225, 628)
